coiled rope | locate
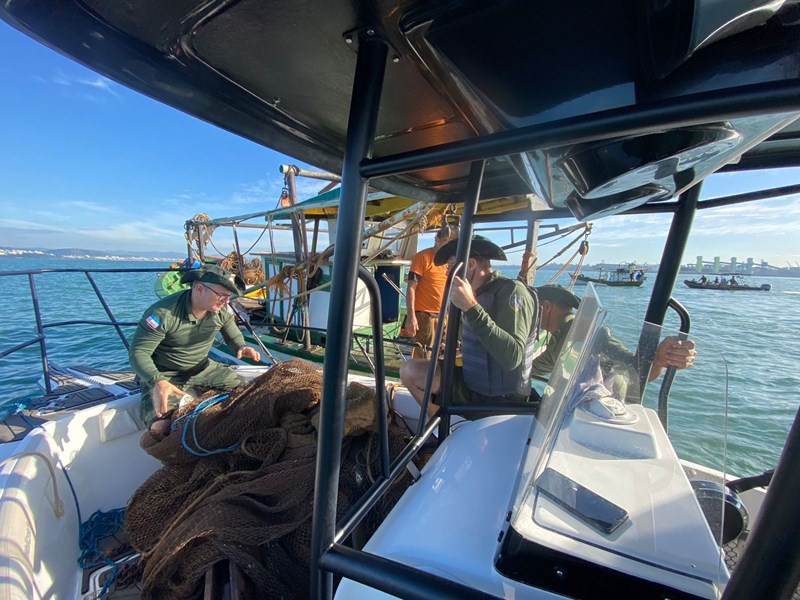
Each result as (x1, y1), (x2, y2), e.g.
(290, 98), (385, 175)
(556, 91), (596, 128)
(78, 508), (127, 597)
(171, 394), (239, 457)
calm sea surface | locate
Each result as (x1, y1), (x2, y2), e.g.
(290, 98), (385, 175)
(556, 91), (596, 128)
(1, 257), (798, 479)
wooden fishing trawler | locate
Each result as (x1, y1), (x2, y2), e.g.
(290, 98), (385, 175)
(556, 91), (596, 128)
(1, 2), (800, 600)
(161, 173), (587, 377)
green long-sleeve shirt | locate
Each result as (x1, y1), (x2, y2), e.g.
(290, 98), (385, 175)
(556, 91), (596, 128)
(129, 290), (245, 387)
(531, 313), (637, 379)
(462, 271), (534, 371)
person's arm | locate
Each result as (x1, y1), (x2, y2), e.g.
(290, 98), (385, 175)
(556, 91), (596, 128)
(129, 311), (169, 388)
(406, 251), (426, 335)
(219, 309), (246, 353)
(406, 279), (419, 334)
(219, 308), (261, 362)
(649, 337), (696, 381)
(462, 281), (533, 371)
(531, 332), (560, 378)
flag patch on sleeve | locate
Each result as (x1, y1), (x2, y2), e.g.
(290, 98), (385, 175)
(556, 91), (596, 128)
(509, 293), (524, 312)
(145, 315), (161, 330)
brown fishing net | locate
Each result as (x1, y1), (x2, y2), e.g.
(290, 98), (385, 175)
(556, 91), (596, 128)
(220, 252), (265, 287)
(126, 360), (416, 599)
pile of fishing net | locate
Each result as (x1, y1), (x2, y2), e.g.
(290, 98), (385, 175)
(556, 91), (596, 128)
(220, 251), (265, 287)
(126, 360), (415, 599)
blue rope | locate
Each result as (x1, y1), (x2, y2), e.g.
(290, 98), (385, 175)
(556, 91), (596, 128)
(16, 412), (124, 597)
(78, 508), (126, 597)
(172, 394), (239, 457)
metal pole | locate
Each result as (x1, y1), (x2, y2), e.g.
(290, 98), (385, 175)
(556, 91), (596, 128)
(279, 164), (342, 183)
(85, 272), (130, 351)
(311, 31), (387, 600)
(656, 297), (691, 429)
(437, 160), (485, 439)
(635, 183), (700, 401)
(231, 224), (246, 283)
(723, 404), (800, 599)
(27, 274), (52, 394)
(184, 222), (194, 261)
(285, 167), (313, 350)
(520, 219), (539, 287)
(357, 265), (389, 478)
(361, 83), (800, 180)
(196, 224), (206, 263)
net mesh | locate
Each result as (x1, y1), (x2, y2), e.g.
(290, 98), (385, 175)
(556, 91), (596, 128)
(126, 359), (415, 599)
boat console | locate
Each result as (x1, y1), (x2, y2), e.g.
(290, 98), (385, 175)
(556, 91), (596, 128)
(337, 285), (728, 599)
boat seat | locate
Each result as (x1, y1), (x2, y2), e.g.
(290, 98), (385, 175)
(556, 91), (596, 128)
(115, 380), (141, 391)
(0, 435), (81, 599)
(27, 387), (118, 414)
(0, 414), (45, 444)
(69, 366), (135, 382)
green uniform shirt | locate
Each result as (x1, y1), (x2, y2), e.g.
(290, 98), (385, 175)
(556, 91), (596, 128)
(129, 289), (245, 387)
(531, 314), (637, 379)
(462, 271), (534, 372)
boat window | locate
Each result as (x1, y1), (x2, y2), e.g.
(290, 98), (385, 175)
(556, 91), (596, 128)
(503, 284), (732, 595)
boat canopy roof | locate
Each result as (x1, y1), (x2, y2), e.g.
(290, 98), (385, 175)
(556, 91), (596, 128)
(3, 1), (800, 221)
(190, 186), (547, 227)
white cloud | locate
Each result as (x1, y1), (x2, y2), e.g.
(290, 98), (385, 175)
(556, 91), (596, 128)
(36, 72), (121, 103)
(79, 77), (119, 97)
(0, 218), (67, 233)
(62, 200), (118, 213)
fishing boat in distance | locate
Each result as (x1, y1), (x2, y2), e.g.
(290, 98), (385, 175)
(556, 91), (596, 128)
(2, 1), (800, 599)
(684, 274), (772, 291)
(576, 262), (647, 287)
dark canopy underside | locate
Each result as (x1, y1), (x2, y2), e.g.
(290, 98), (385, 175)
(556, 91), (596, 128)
(4, 0), (800, 217)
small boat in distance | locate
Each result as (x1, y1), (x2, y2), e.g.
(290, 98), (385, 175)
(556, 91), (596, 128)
(685, 274), (772, 291)
(576, 262), (647, 287)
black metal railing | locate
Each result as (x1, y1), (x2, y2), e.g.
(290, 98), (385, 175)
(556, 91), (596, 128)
(0, 266), (180, 394)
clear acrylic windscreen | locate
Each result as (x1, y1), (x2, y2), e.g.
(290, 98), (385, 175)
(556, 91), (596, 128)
(516, 284), (732, 584)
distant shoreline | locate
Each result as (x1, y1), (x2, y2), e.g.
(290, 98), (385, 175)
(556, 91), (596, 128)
(0, 251), (180, 262)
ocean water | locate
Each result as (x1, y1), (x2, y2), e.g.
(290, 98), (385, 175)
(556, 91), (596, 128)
(1, 257), (798, 479)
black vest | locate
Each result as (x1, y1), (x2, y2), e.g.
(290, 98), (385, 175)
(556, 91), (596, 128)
(461, 279), (538, 398)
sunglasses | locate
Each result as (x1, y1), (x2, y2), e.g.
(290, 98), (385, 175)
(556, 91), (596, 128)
(201, 283), (232, 302)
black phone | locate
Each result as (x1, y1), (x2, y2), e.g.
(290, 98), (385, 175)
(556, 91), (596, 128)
(536, 467), (629, 534)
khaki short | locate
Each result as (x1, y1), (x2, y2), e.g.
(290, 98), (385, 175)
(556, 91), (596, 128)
(438, 367), (528, 420)
(412, 312), (445, 359)
(139, 360), (245, 426)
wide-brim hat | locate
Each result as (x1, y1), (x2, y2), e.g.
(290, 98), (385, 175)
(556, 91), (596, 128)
(433, 235), (507, 266)
(535, 285), (580, 309)
(180, 264), (246, 295)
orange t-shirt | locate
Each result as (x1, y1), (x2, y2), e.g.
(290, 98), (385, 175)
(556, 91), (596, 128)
(408, 247), (448, 313)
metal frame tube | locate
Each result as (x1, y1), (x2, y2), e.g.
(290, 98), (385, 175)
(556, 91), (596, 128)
(280, 164), (342, 183)
(334, 415), (441, 544)
(85, 272), (130, 351)
(361, 83), (800, 179)
(310, 32), (388, 600)
(27, 274), (52, 393)
(656, 297), (691, 429)
(438, 160), (485, 439)
(635, 184), (700, 399)
(416, 260), (462, 435)
(320, 544), (498, 600)
(723, 404), (800, 599)
(357, 265), (390, 478)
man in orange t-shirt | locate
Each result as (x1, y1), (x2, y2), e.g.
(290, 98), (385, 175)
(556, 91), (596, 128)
(404, 224), (458, 358)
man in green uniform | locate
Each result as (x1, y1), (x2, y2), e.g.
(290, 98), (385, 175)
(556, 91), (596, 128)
(400, 236), (536, 416)
(532, 284), (696, 384)
(130, 264), (261, 433)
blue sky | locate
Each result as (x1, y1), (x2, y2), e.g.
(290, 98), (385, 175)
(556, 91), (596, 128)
(2, 21), (799, 268)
